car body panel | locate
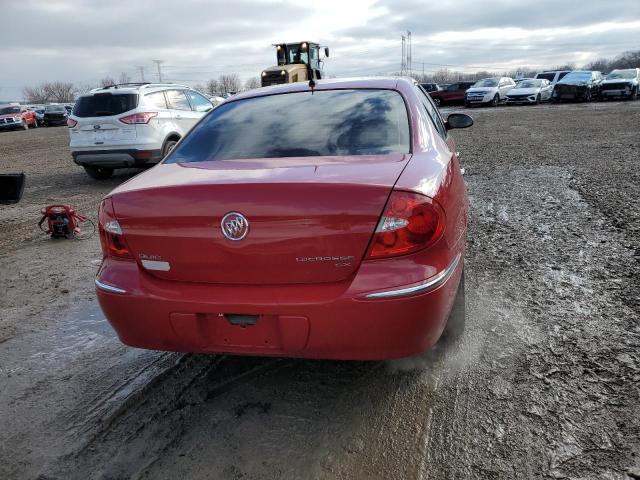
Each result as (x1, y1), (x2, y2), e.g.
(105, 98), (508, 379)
(429, 81), (475, 105)
(0, 105), (37, 129)
(96, 77), (468, 360)
(535, 70), (571, 86)
(552, 70), (603, 101)
(599, 68), (640, 99)
(109, 155), (410, 285)
(465, 77), (515, 105)
(68, 85), (212, 170)
(506, 80), (553, 104)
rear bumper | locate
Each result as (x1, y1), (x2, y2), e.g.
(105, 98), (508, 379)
(72, 148), (163, 168)
(96, 254), (463, 360)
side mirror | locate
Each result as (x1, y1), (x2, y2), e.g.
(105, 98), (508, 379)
(324, 47), (330, 58)
(446, 113), (473, 130)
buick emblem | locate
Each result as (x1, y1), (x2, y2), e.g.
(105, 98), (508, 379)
(221, 212), (249, 241)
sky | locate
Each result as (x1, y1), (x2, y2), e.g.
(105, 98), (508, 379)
(1, 0), (639, 100)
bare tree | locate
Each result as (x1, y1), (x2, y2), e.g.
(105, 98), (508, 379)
(118, 72), (132, 84)
(44, 82), (77, 102)
(23, 85), (50, 103)
(244, 77), (261, 90)
(76, 83), (97, 95)
(99, 76), (116, 88)
(204, 79), (220, 96)
(218, 73), (241, 95)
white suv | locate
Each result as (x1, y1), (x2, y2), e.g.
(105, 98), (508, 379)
(69, 83), (213, 179)
(464, 77), (515, 107)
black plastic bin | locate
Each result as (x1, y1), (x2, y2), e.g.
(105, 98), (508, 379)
(0, 173), (26, 204)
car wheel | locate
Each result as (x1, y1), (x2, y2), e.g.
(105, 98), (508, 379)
(22, 122), (29, 131)
(631, 88), (638, 101)
(439, 268), (466, 343)
(492, 94), (499, 107)
(535, 94), (541, 105)
(83, 165), (114, 180)
(433, 97), (441, 107)
(163, 139), (178, 157)
(31, 118), (38, 128)
(464, 101), (471, 108)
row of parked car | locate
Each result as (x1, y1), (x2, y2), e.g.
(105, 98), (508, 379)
(0, 103), (73, 131)
(422, 68), (640, 107)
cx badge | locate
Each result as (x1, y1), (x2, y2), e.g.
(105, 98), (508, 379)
(221, 212), (249, 241)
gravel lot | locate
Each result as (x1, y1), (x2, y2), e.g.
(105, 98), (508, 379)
(0, 101), (638, 479)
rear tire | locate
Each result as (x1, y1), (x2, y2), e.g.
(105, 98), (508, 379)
(439, 268), (466, 343)
(83, 165), (114, 180)
(163, 139), (178, 157)
(491, 94), (499, 107)
(535, 94), (541, 105)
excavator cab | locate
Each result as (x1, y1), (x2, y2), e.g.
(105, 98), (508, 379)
(261, 41), (329, 87)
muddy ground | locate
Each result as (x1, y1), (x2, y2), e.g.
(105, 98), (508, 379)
(0, 102), (638, 480)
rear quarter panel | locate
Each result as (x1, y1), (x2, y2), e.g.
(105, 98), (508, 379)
(392, 82), (467, 273)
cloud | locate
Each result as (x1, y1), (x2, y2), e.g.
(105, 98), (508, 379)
(0, 0), (639, 100)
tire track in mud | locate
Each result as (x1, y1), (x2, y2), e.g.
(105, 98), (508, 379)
(43, 353), (287, 479)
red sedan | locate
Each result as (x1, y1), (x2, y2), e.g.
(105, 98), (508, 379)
(96, 77), (473, 360)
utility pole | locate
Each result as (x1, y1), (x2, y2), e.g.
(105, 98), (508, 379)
(407, 30), (412, 77)
(401, 35), (406, 75)
(136, 66), (146, 82)
(152, 59), (164, 83)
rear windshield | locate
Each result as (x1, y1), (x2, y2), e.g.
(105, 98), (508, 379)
(73, 93), (138, 117)
(536, 73), (555, 81)
(45, 105), (66, 112)
(166, 89), (410, 162)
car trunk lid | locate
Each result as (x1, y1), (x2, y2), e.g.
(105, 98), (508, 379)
(110, 155), (410, 285)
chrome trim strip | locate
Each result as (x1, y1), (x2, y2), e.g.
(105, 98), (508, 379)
(365, 253), (462, 299)
(141, 259), (171, 271)
(95, 278), (127, 294)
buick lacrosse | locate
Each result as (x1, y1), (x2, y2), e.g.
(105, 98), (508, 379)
(96, 77), (472, 360)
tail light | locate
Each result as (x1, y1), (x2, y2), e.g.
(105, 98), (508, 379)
(67, 118), (77, 128)
(98, 198), (133, 258)
(366, 191), (445, 259)
(119, 112), (158, 124)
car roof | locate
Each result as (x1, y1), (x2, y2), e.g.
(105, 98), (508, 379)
(80, 83), (193, 98)
(231, 77), (404, 102)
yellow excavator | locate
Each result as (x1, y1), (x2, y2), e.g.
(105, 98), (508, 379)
(261, 42), (329, 87)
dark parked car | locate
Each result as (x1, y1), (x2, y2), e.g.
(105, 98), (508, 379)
(43, 105), (69, 126)
(429, 81), (476, 106)
(420, 83), (441, 93)
(552, 71), (603, 102)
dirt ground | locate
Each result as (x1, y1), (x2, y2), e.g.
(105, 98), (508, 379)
(0, 101), (639, 480)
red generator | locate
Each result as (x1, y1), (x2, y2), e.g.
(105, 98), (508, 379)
(39, 205), (88, 238)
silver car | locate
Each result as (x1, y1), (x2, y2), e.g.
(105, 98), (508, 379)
(465, 77), (515, 107)
(506, 79), (553, 105)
